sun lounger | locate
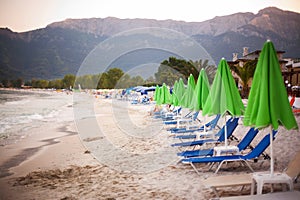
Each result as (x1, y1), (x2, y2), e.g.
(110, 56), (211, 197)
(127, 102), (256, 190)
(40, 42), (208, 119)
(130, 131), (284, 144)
(203, 151), (300, 198)
(161, 107), (182, 120)
(178, 127), (259, 157)
(204, 174), (253, 198)
(173, 116), (230, 140)
(171, 117), (239, 147)
(215, 191), (300, 200)
(181, 130), (278, 174)
(164, 111), (199, 125)
(170, 114), (221, 133)
(153, 106), (182, 120)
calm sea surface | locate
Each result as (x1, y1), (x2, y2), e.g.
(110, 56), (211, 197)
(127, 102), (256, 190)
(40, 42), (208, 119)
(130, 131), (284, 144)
(0, 89), (73, 145)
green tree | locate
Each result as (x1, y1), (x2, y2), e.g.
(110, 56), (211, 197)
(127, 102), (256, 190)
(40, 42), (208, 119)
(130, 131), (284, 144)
(144, 76), (157, 86)
(188, 59), (216, 84)
(131, 76), (145, 86)
(75, 74), (94, 89)
(229, 60), (257, 98)
(15, 78), (24, 88)
(116, 74), (131, 89)
(48, 79), (63, 89)
(1, 80), (12, 88)
(32, 79), (49, 88)
(155, 69), (181, 86)
(38, 80), (49, 88)
(9, 78), (24, 88)
(97, 68), (125, 89)
(91, 74), (101, 88)
(156, 57), (215, 85)
(31, 79), (37, 88)
(62, 74), (76, 89)
(24, 80), (32, 87)
(97, 73), (109, 89)
(106, 68), (124, 89)
(155, 57), (186, 85)
(161, 57), (197, 82)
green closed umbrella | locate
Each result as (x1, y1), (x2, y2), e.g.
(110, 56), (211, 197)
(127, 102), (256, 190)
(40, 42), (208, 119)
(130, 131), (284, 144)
(203, 58), (245, 146)
(243, 40), (298, 176)
(154, 86), (160, 105)
(173, 80), (178, 96)
(171, 81), (180, 106)
(182, 74), (196, 109)
(161, 83), (172, 105)
(177, 78), (185, 105)
(191, 68), (210, 111)
(154, 85), (160, 102)
(171, 92), (179, 106)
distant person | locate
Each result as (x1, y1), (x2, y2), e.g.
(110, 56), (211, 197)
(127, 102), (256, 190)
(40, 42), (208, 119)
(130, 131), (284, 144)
(142, 95), (149, 104)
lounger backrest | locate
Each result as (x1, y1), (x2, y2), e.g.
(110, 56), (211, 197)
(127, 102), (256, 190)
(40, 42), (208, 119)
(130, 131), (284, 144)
(184, 111), (193, 118)
(285, 151), (300, 180)
(218, 118), (239, 142)
(177, 107), (182, 114)
(244, 130), (278, 159)
(237, 128), (259, 151)
(192, 111), (199, 121)
(172, 107), (181, 114)
(207, 114), (221, 129)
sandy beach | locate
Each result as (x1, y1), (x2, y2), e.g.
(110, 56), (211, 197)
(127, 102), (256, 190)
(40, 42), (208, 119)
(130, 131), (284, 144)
(0, 91), (299, 200)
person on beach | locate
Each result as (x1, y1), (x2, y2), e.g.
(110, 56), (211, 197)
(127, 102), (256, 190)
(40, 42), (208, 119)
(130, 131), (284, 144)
(141, 95), (150, 104)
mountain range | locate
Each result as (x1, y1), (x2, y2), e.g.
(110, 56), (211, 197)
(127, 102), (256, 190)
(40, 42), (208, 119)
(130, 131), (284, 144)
(0, 7), (300, 81)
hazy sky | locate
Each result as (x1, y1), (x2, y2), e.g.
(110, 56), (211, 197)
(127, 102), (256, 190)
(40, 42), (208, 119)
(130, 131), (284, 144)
(1, 0), (300, 32)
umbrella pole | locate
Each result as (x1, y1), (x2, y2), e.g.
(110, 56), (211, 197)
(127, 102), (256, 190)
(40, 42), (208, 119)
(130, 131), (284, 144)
(176, 108), (180, 129)
(270, 126), (274, 176)
(224, 115), (228, 147)
(203, 115), (206, 133)
(176, 111), (180, 129)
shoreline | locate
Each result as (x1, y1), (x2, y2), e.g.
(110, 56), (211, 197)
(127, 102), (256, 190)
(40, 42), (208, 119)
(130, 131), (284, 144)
(0, 120), (98, 199)
(0, 124), (80, 178)
(0, 88), (74, 146)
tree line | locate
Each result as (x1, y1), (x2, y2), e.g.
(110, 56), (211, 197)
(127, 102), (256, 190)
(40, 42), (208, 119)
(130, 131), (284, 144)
(0, 58), (216, 89)
(0, 68), (154, 90)
(1, 57), (256, 97)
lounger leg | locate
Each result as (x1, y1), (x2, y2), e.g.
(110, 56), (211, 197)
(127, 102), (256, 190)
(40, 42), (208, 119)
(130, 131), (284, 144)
(251, 179), (256, 195)
(288, 180), (294, 191)
(190, 163), (201, 175)
(215, 161), (224, 174)
(243, 161), (254, 172)
(240, 185), (251, 195)
(211, 187), (220, 198)
(208, 163), (216, 171)
(240, 185), (245, 191)
(270, 184), (274, 193)
(257, 181), (263, 195)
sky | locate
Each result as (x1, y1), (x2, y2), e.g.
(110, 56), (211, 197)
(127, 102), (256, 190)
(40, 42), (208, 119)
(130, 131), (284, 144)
(1, 0), (300, 32)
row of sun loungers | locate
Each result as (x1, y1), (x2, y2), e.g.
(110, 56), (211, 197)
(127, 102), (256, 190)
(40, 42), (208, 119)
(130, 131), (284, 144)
(161, 111), (274, 173)
(153, 109), (300, 198)
(181, 131), (277, 174)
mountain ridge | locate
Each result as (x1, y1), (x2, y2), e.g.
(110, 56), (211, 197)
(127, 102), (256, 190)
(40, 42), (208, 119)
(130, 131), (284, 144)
(46, 7), (300, 39)
(0, 7), (299, 81)
(47, 12), (255, 37)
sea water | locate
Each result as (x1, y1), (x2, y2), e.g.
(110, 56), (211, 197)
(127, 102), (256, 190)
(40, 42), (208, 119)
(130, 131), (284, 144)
(0, 89), (74, 146)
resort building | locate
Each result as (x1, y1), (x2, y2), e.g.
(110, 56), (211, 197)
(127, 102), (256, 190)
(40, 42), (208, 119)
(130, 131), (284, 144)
(228, 47), (300, 97)
(283, 58), (300, 89)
